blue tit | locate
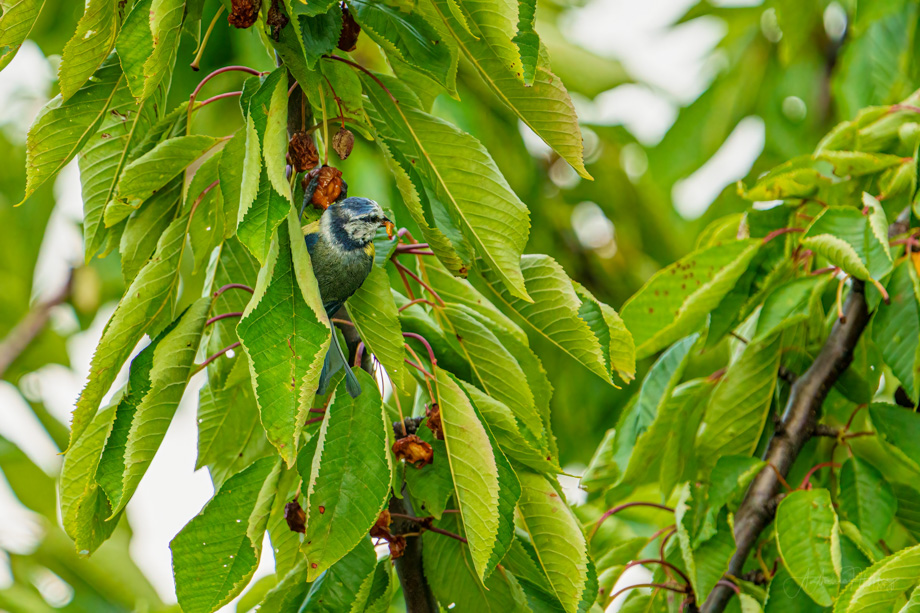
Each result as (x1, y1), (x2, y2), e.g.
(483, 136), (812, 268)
(303, 196), (394, 397)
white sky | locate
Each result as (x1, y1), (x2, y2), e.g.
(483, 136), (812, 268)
(0, 0), (767, 609)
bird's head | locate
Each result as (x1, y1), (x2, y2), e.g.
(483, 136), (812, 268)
(321, 197), (394, 249)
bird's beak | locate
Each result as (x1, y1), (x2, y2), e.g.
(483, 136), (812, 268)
(382, 217), (396, 240)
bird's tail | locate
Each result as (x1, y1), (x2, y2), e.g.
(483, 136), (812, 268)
(318, 328), (362, 398)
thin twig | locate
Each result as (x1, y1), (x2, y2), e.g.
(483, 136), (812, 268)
(213, 283), (254, 298)
(399, 298), (438, 312)
(591, 502), (674, 540)
(393, 260), (445, 306)
(0, 272), (73, 379)
(193, 341), (240, 375)
(205, 312), (243, 326)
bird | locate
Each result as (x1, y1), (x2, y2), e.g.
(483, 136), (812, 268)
(303, 194), (394, 398)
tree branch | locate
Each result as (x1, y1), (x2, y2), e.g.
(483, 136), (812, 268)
(701, 210), (910, 613)
(0, 272), (72, 380)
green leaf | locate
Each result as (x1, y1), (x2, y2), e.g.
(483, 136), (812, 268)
(256, 561), (310, 613)
(462, 380), (558, 475)
(479, 254), (611, 383)
(423, 513), (531, 612)
(764, 565), (825, 613)
(237, 213), (330, 464)
(0, 0), (44, 70)
(515, 470), (588, 613)
(838, 457), (896, 542)
(573, 282), (636, 384)
(237, 165), (291, 264)
(376, 138), (469, 276)
(512, 0), (539, 85)
(900, 586), (920, 613)
(21, 55), (123, 205)
(108, 135), (223, 224)
(429, 0), (591, 179)
(775, 489), (841, 607)
(675, 484), (737, 604)
(403, 420), (454, 518)
(60, 397), (120, 555)
(297, 8), (343, 69)
(753, 275), (830, 343)
(425, 258), (527, 345)
(171, 457), (279, 613)
(219, 128), (246, 231)
(196, 378), (271, 488)
(119, 178), (181, 282)
(69, 215), (188, 447)
(869, 403), (920, 473)
(116, 0), (185, 101)
(0, 436), (56, 519)
(695, 333), (782, 467)
(301, 370), (392, 581)
(302, 538), (377, 612)
(817, 150), (905, 177)
(622, 239), (760, 358)
(619, 334), (698, 487)
(893, 483), (920, 541)
(443, 304), (541, 437)
(58, 0), (119, 100)
(112, 297), (210, 514)
(833, 543), (920, 613)
(346, 265), (407, 391)
(436, 368), (502, 581)
(349, 0), (456, 93)
(79, 81), (155, 261)
(738, 157), (831, 201)
(801, 201), (893, 282)
(873, 260), (920, 402)
(362, 71), (532, 300)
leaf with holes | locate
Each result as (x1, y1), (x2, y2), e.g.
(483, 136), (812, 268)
(301, 369), (391, 581)
(775, 488), (841, 607)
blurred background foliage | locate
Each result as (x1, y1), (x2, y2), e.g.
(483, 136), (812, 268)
(2, 0), (920, 610)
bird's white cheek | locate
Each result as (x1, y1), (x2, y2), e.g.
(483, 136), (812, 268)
(345, 221), (376, 243)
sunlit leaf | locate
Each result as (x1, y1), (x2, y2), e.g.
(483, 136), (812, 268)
(59, 0), (119, 100)
(346, 265), (407, 391)
(0, 0), (44, 70)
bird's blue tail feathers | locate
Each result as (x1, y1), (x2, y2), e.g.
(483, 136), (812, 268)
(318, 327), (362, 398)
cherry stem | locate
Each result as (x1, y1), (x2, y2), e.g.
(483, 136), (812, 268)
(844, 404), (867, 432)
(767, 463), (793, 492)
(395, 263), (416, 300)
(354, 341), (366, 369)
(403, 332), (438, 367)
(309, 408), (325, 414)
(331, 317), (355, 327)
(609, 583), (687, 603)
(404, 357), (434, 379)
(842, 431), (874, 439)
(798, 462), (841, 490)
(190, 5), (226, 71)
(399, 298), (438, 312)
(716, 579), (740, 596)
(891, 104), (920, 114)
(393, 260), (445, 306)
(762, 227), (804, 244)
(189, 180), (220, 221)
(399, 250), (435, 256)
(388, 513), (468, 544)
(322, 74), (346, 129)
(326, 55), (397, 104)
(205, 312), (243, 326)
(306, 415), (324, 425)
(591, 502), (674, 540)
(195, 91), (242, 110)
(625, 559), (691, 588)
(811, 266), (839, 276)
(190, 65), (266, 102)
(193, 341), (240, 374)
(395, 243), (430, 253)
(213, 283), (254, 299)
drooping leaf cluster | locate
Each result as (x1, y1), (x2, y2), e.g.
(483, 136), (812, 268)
(9, 0), (633, 611)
